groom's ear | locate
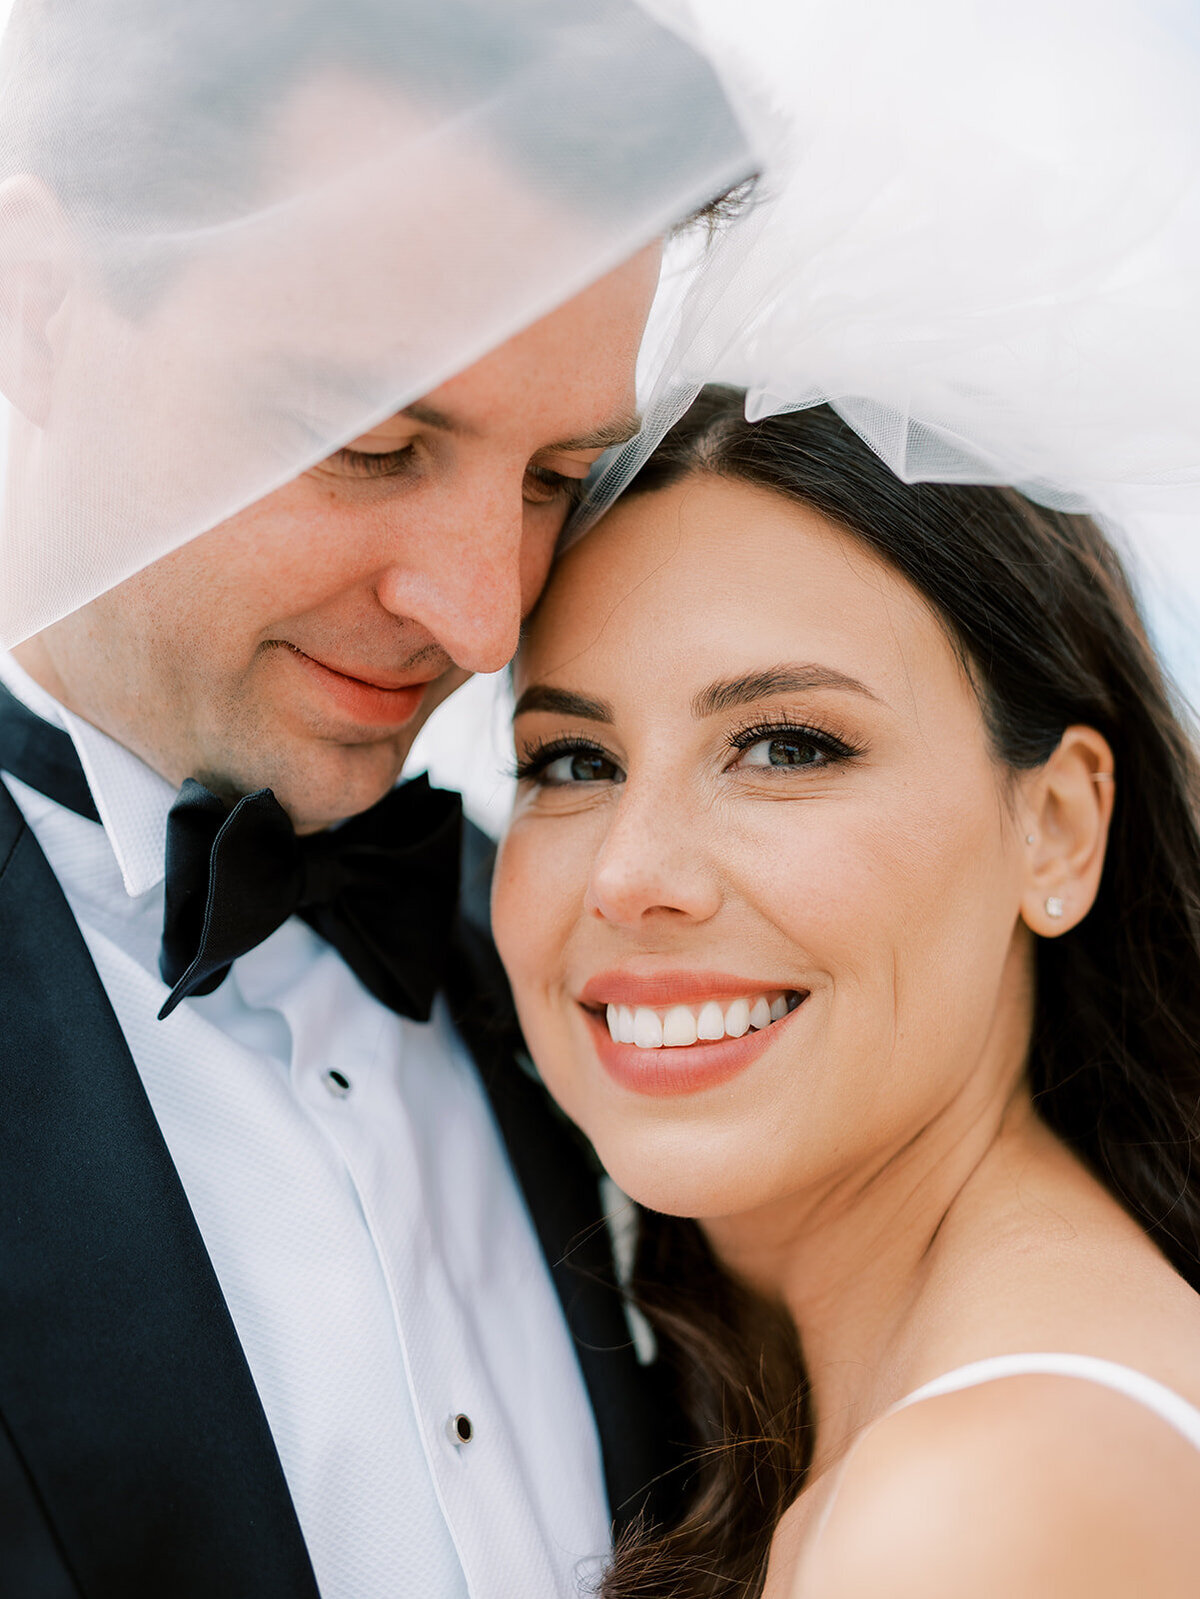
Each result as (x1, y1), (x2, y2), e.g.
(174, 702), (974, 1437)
(0, 175), (75, 426)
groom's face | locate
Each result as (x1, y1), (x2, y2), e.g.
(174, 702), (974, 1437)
(19, 246), (659, 830)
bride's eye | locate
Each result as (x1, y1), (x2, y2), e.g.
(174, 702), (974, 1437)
(738, 735), (824, 769)
(730, 720), (862, 771)
(514, 738), (624, 786)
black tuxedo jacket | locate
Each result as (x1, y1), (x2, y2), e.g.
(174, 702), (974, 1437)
(0, 781), (684, 1598)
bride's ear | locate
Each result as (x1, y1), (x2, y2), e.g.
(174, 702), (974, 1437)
(1019, 725), (1116, 937)
(0, 174), (75, 425)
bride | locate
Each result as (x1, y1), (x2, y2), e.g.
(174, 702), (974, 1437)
(492, 388), (1200, 1597)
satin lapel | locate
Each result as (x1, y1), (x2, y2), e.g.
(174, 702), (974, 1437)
(447, 824), (688, 1530)
(0, 786), (318, 1599)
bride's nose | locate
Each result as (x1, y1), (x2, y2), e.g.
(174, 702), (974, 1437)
(583, 783), (722, 928)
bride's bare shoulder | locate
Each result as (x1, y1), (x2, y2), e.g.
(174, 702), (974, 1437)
(794, 1372), (1200, 1599)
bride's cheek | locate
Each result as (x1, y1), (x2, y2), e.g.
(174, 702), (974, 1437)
(493, 819), (587, 993)
(492, 833), (539, 963)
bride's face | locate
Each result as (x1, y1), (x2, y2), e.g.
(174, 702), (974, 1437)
(493, 472), (1038, 1220)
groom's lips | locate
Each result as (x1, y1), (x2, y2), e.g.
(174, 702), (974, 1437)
(278, 644), (438, 728)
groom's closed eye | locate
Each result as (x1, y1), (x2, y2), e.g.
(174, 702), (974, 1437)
(522, 412), (643, 507)
(523, 467), (591, 507)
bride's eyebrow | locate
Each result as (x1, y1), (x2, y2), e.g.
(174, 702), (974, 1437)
(512, 685), (613, 722)
(692, 664), (879, 718)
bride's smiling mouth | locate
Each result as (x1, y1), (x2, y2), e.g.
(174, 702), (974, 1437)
(577, 972), (809, 1097)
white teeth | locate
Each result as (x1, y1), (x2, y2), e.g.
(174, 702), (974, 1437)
(749, 996), (772, 1031)
(600, 990), (803, 1050)
(632, 1007), (664, 1048)
(724, 998), (750, 1038)
(696, 1001), (726, 1041)
(662, 1005), (699, 1047)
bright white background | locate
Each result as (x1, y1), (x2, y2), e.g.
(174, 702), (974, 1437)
(407, 669), (517, 839)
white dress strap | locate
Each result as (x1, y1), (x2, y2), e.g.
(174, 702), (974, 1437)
(889, 1353), (1200, 1450)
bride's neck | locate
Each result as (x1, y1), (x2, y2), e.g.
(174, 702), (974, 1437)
(701, 1075), (1044, 1471)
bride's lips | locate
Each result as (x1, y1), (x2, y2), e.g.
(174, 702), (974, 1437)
(277, 643), (439, 728)
(578, 970), (809, 1098)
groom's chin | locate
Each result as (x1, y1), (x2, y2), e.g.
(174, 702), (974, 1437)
(194, 733), (417, 835)
(204, 658), (466, 831)
(173, 651), (469, 830)
(283, 746), (414, 835)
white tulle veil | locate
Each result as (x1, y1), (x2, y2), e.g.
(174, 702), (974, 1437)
(583, 0), (1200, 537)
(0, 0), (752, 646)
(4, 0), (1198, 694)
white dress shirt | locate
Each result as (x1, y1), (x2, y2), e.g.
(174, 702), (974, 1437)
(0, 653), (610, 1599)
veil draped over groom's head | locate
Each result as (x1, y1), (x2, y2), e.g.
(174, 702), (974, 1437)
(0, 0), (750, 646)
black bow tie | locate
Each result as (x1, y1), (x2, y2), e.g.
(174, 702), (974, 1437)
(0, 682), (463, 1022)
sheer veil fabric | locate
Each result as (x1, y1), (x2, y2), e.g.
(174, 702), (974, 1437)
(3, 1), (1198, 650)
(0, 0), (751, 646)
(583, 0), (1200, 535)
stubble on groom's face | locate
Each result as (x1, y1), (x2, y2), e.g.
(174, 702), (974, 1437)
(16, 246), (659, 831)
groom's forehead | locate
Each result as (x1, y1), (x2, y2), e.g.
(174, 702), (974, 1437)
(8, 0), (598, 216)
(258, 343), (645, 447)
(0, 4), (748, 644)
(9, 0), (738, 241)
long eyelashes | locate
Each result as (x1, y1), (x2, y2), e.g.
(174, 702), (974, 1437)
(522, 467), (589, 507)
(511, 736), (617, 783)
(331, 445), (418, 479)
(727, 716), (865, 764)
(328, 447), (587, 503)
(512, 717), (866, 785)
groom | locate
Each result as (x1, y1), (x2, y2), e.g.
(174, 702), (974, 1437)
(0, 4), (745, 1596)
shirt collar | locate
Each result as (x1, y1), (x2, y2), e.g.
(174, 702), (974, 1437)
(0, 652), (177, 899)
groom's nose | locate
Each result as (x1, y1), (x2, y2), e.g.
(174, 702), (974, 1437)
(374, 481), (557, 676)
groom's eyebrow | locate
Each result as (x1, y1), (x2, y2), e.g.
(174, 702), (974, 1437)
(398, 402), (641, 454)
(693, 664), (879, 718)
(546, 411), (643, 453)
(400, 400), (470, 433)
(512, 686), (614, 722)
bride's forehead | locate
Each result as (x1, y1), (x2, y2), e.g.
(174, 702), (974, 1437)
(518, 478), (992, 734)
(531, 475), (927, 654)
(565, 475), (884, 587)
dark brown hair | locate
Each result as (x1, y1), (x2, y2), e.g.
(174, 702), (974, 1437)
(600, 387), (1200, 1598)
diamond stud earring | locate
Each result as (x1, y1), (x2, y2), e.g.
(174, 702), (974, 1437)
(1025, 834), (1036, 845)
(1045, 895), (1065, 919)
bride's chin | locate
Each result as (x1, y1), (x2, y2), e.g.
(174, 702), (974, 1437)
(582, 1128), (777, 1223)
